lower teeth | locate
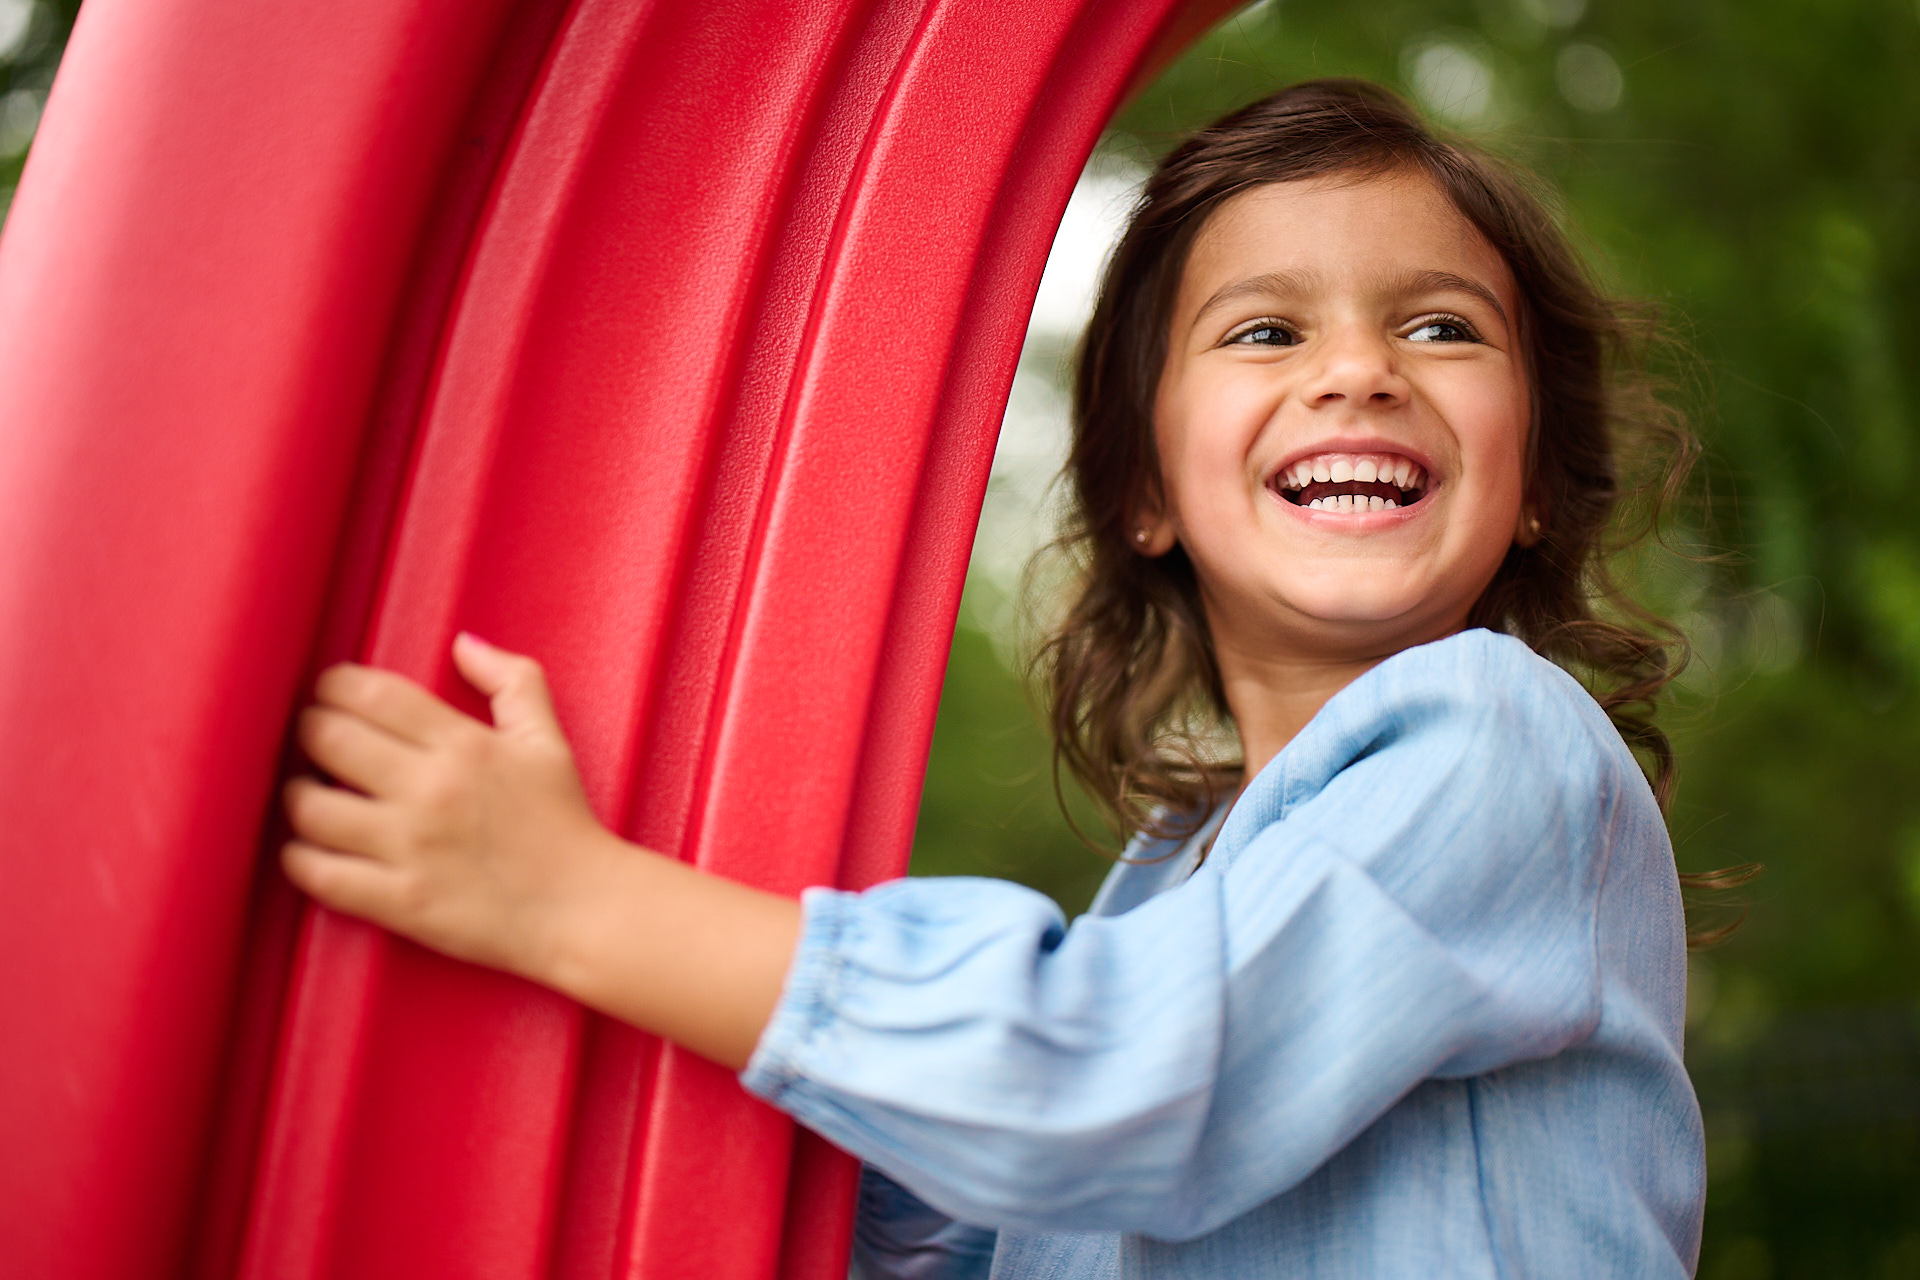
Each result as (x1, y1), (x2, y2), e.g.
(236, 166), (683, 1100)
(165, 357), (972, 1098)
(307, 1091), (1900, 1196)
(1304, 495), (1404, 512)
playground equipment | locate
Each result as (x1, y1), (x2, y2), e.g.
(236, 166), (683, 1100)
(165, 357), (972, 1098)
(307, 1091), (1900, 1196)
(0, 0), (1235, 1275)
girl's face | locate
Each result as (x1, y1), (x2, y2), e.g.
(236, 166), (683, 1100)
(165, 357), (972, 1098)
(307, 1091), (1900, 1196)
(1148, 170), (1533, 664)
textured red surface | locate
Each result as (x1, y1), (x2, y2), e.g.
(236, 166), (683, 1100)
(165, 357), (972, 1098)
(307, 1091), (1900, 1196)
(0, 0), (1236, 1275)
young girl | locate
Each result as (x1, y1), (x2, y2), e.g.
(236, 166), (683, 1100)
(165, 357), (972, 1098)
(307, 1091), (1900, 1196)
(282, 80), (1706, 1278)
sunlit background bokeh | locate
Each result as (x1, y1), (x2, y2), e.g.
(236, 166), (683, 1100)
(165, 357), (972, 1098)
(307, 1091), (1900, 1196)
(5, 2), (1917, 1277)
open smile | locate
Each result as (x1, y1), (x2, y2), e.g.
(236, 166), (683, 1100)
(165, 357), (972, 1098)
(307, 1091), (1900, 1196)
(1269, 451), (1431, 514)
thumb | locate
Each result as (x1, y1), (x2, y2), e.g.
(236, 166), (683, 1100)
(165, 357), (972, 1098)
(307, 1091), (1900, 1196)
(452, 632), (562, 740)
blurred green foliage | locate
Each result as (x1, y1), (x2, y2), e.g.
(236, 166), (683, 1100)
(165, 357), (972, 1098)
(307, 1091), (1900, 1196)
(914, 1), (1920, 1275)
(911, 600), (1115, 913)
(0, 0), (78, 220)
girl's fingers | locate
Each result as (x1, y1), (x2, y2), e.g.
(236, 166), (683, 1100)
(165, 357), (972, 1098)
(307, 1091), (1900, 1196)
(283, 776), (392, 860)
(313, 662), (477, 748)
(281, 839), (405, 925)
(296, 706), (420, 797)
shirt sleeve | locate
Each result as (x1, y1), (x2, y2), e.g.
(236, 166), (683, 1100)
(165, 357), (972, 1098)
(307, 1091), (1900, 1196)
(741, 635), (1623, 1241)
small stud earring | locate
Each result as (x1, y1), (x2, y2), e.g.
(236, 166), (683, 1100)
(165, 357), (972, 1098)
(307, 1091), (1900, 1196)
(1527, 515), (1543, 537)
(1134, 528), (1151, 546)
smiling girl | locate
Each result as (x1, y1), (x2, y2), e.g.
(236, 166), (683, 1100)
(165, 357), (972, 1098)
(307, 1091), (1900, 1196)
(282, 81), (1706, 1278)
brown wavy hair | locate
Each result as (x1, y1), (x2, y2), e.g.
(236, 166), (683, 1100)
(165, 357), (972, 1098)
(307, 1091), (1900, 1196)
(1036, 80), (1742, 921)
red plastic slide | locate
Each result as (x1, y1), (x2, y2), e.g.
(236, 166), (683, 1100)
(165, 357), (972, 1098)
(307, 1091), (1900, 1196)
(0, 0), (1234, 1275)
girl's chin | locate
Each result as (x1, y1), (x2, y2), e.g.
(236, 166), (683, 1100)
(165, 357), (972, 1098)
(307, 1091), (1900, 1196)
(1274, 589), (1458, 638)
(1276, 580), (1431, 623)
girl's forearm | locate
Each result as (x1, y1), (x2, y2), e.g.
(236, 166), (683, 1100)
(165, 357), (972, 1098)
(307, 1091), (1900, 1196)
(533, 828), (802, 1071)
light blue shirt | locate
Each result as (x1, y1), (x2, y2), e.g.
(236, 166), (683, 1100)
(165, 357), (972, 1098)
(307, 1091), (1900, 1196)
(742, 629), (1705, 1278)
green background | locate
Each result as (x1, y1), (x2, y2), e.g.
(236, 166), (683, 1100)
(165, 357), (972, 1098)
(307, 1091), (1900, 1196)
(910, 4), (1920, 1278)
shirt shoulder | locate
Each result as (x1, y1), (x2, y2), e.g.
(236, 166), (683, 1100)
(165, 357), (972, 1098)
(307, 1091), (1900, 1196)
(1310, 628), (1632, 793)
(1211, 629), (1642, 882)
(1410, 628), (1653, 821)
(1371, 627), (1622, 742)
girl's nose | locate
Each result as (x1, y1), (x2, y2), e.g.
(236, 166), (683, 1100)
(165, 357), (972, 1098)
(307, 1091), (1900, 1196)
(1301, 327), (1410, 410)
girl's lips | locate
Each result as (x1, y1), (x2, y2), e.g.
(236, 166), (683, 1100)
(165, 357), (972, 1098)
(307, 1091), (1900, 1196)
(1265, 440), (1441, 522)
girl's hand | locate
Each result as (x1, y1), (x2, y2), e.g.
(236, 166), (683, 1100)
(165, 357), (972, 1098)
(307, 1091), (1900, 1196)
(280, 633), (802, 1070)
(282, 633), (617, 985)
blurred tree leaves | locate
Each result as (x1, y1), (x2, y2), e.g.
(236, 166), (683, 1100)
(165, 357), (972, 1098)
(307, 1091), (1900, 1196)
(911, 580), (1113, 916)
(0, 0), (78, 222)
(916, 1), (1920, 1275)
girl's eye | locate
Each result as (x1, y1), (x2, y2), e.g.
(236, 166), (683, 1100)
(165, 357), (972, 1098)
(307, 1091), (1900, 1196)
(1406, 317), (1479, 343)
(1227, 322), (1297, 347)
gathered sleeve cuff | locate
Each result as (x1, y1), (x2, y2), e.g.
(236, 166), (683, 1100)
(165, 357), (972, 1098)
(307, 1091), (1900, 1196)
(741, 885), (855, 1105)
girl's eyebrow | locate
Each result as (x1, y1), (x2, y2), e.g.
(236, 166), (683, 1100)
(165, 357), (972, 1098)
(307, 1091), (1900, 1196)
(1192, 270), (1317, 326)
(1190, 267), (1511, 329)
(1387, 268), (1511, 327)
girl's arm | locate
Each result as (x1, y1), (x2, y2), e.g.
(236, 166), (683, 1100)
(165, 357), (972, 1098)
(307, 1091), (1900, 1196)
(287, 631), (1666, 1245)
(281, 633), (796, 1071)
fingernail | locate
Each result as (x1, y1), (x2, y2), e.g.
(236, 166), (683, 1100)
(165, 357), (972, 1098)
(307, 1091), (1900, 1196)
(456, 630), (493, 650)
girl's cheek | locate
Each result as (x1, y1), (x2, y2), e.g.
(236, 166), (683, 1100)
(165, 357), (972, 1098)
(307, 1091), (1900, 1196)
(1449, 379), (1530, 485)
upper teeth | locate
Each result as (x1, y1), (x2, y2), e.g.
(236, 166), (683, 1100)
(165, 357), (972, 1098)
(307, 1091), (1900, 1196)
(1279, 452), (1426, 493)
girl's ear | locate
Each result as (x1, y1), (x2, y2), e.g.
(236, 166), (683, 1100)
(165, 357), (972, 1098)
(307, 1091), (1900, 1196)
(1128, 508), (1178, 557)
(1128, 469), (1177, 556)
(1513, 503), (1545, 548)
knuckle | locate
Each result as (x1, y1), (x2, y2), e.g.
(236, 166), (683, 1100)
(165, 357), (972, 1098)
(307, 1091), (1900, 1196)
(319, 663), (373, 706)
(416, 766), (469, 818)
(312, 663), (351, 702)
(454, 724), (497, 766)
(283, 778), (321, 827)
(283, 841), (338, 900)
(390, 869), (433, 916)
(357, 672), (401, 719)
(301, 709), (345, 756)
(328, 664), (411, 719)
(279, 840), (312, 886)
